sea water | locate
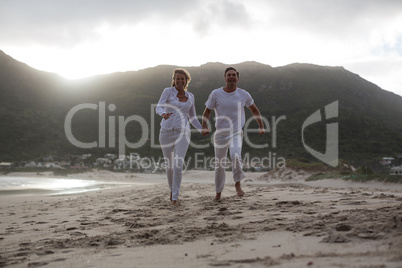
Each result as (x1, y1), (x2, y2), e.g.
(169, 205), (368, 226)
(0, 176), (134, 196)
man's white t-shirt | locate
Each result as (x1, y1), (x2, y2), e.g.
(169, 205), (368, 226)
(205, 87), (254, 133)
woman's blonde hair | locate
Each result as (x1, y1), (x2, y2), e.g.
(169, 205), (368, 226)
(171, 68), (191, 91)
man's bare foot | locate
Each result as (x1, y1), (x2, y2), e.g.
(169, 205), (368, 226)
(170, 192), (172, 202)
(172, 200), (179, 207)
(214, 192), (222, 201)
(235, 182), (245, 197)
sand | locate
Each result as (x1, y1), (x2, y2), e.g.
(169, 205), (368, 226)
(0, 169), (401, 267)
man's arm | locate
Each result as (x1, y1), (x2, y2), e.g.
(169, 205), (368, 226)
(201, 108), (212, 136)
(248, 104), (265, 135)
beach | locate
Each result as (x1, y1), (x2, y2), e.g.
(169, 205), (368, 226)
(0, 170), (401, 267)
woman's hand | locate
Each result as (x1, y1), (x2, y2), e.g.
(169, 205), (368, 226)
(162, 113), (173, 120)
(201, 126), (210, 136)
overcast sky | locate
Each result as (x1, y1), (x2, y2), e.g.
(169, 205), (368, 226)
(1, 0), (401, 96)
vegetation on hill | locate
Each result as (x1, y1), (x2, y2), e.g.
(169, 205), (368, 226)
(0, 50), (401, 172)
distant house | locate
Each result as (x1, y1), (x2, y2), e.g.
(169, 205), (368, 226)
(380, 157), (395, 166)
(96, 158), (110, 164)
(0, 162), (12, 168)
(390, 166), (402, 175)
(94, 158), (112, 168)
(44, 162), (63, 169)
(105, 154), (117, 160)
(118, 155), (128, 161)
(113, 158), (130, 169)
(59, 161), (70, 168)
(25, 161), (37, 168)
(82, 154), (92, 160)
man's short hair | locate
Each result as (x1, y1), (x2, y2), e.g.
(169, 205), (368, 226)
(224, 67), (239, 77)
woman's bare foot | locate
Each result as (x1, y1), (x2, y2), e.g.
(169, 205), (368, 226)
(172, 200), (179, 207)
(235, 182), (245, 197)
(214, 192), (222, 201)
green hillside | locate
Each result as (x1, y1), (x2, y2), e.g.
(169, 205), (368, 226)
(0, 50), (401, 171)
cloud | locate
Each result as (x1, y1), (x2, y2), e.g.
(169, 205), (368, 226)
(191, 0), (253, 37)
(0, 0), (197, 46)
(251, 0), (402, 55)
(3, 0), (400, 51)
(263, 0), (402, 30)
(245, 1), (402, 65)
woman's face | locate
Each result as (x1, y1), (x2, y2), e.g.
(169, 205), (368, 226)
(174, 73), (186, 90)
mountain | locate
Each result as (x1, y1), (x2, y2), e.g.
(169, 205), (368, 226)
(0, 50), (401, 170)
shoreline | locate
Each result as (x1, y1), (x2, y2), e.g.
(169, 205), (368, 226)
(2, 169), (401, 194)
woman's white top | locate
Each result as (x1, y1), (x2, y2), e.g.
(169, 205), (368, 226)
(156, 87), (202, 132)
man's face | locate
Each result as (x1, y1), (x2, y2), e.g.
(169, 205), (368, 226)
(225, 70), (239, 86)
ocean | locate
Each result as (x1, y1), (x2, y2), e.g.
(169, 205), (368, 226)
(0, 176), (134, 196)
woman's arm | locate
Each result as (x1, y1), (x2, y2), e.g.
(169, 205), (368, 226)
(188, 101), (202, 132)
(156, 88), (172, 119)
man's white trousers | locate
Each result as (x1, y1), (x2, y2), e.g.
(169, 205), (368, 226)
(214, 130), (245, 193)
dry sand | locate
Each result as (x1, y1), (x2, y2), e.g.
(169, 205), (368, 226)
(0, 169), (401, 267)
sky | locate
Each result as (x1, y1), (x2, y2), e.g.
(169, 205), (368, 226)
(1, 0), (402, 96)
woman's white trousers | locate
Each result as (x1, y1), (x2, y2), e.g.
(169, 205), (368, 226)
(159, 129), (190, 201)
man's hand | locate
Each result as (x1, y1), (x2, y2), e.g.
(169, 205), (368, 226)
(201, 108), (212, 136)
(248, 104), (265, 135)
